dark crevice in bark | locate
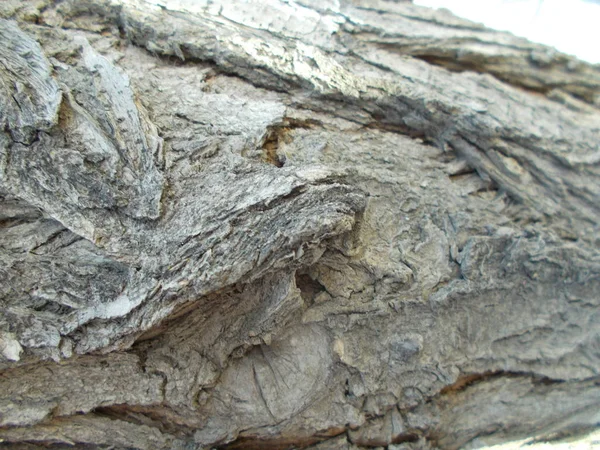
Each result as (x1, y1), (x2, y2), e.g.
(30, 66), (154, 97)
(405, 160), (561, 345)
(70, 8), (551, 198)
(438, 371), (565, 397)
(93, 404), (196, 438)
(219, 436), (323, 450)
(218, 428), (348, 450)
(295, 272), (327, 306)
(260, 118), (322, 168)
(412, 53), (552, 96)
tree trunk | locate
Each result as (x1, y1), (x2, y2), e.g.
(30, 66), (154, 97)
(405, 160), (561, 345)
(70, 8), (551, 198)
(1, 1), (599, 448)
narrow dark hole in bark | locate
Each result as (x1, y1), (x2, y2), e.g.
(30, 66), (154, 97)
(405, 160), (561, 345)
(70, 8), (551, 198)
(392, 432), (420, 444)
(295, 271), (326, 305)
(261, 119), (319, 167)
(262, 128), (286, 168)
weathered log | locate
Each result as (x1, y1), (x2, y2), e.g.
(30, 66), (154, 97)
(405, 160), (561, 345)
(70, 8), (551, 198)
(0, 0), (598, 448)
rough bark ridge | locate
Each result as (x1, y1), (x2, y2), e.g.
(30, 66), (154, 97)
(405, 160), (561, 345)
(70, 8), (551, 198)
(0, 0), (599, 448)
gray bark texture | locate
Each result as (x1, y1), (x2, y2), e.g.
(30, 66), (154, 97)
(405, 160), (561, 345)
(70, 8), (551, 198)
(0, 0), (599, 448)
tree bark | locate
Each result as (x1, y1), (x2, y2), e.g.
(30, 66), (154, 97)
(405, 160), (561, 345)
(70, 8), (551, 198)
(0, 0), (599, 448)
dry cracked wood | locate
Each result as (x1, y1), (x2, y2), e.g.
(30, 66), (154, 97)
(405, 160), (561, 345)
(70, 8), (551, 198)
(0, 0), (599, 449)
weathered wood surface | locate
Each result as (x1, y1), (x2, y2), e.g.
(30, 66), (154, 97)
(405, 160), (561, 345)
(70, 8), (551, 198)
(0, 0), (599, 448)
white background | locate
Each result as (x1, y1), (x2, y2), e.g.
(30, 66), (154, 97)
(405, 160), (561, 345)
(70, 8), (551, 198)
(413, 0), (600, 64)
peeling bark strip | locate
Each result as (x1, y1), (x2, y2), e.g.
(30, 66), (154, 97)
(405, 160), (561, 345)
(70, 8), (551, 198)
(0, 0), (599, 448)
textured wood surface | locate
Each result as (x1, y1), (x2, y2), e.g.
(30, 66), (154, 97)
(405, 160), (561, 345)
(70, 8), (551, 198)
(0, 1), (598, 448)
